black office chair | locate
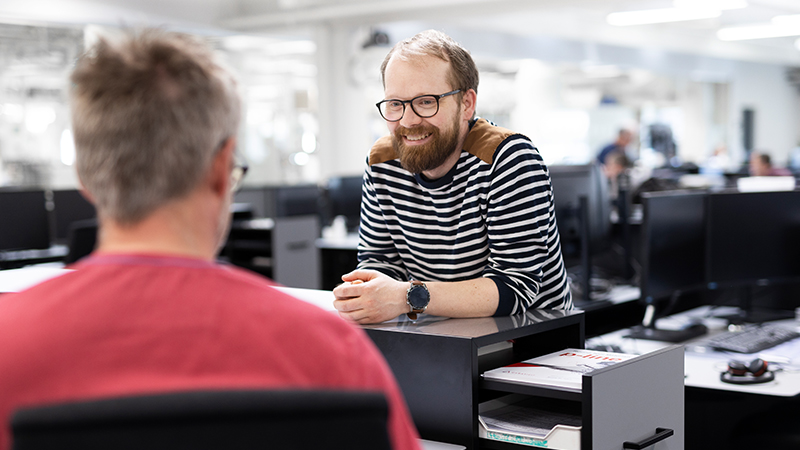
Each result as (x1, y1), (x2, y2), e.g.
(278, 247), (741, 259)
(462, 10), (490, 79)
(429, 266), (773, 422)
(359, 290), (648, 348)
(11, 390), (391, 450)
(63, 218), (97, 264)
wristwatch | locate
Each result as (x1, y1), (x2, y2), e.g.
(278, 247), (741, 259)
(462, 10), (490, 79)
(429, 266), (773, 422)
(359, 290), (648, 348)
(406, 280), (430, 320)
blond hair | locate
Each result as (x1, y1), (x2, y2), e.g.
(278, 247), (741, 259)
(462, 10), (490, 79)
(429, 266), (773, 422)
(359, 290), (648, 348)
(380, 30), (479, 96)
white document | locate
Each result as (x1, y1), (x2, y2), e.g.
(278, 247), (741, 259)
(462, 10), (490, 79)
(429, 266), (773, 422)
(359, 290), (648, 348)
(482, 348), (636, 392)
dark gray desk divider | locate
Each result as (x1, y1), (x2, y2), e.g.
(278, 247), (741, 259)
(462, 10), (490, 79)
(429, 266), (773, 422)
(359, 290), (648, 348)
(364, 311), (685, 450)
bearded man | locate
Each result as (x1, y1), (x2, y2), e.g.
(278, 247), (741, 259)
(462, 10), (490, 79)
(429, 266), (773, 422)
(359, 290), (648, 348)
(332, 30), (572, 324)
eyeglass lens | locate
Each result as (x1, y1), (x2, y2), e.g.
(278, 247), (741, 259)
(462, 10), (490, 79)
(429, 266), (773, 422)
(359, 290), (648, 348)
(380, 95), (440, 121)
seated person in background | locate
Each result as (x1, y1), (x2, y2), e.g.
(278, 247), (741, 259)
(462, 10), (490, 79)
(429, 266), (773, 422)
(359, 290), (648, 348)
(750, 151), (792, 177)
(597, 128), (633, 166)
(332, 30), (572, 324)
(0, 30), (419, 450)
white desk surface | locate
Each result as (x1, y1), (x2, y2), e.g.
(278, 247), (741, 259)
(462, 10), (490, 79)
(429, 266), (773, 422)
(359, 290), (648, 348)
(0, 264), (71, 293)
(315, 233), (359, 250)
(273, 286), (337, 312)
(587, 305), (800, 397)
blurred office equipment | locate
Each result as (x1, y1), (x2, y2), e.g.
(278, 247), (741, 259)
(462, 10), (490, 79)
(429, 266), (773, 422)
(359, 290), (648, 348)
(324, 175), (363, 231)
(705, 190), (800, 323)
(234, 184), (322, 220)
(549, 164), (612, 303)
(11, 390), (391, 450)
(63, 218), (98, 264)
(629, 191), (708, 342)
(50, 189), (96, 245)
(228, 184), (323, 289)
(0, 190), (50, 252)
(550, 164), (610, 257)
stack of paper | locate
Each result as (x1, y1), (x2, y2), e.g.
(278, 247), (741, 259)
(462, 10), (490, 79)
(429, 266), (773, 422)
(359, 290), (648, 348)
(482, 348), (635, 392)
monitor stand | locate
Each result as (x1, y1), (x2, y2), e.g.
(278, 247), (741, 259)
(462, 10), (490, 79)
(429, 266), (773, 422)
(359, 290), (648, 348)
(626, 304), (708, 343)
(627, 324), (708, 343)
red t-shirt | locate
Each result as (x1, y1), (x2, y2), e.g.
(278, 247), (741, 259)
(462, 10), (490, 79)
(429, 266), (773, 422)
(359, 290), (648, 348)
(0, 254), (420, 450)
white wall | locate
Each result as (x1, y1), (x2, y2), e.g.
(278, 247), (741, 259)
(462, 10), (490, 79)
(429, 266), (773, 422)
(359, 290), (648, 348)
(729, 62), (800, 168)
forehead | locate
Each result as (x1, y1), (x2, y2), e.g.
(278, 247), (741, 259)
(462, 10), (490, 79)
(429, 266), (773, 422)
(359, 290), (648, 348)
(383, 54), (451, 99)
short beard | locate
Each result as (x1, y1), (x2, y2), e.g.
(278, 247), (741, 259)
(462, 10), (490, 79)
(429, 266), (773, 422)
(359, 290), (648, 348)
(392, 114), (461, 175)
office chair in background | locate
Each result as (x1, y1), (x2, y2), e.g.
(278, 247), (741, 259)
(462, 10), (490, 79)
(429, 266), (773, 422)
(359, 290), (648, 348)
(11, 390), (391, 450)
(63, 218), (97, 264)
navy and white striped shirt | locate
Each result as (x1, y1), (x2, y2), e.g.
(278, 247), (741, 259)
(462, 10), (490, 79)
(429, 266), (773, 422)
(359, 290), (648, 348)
(357, 118), (572, 315)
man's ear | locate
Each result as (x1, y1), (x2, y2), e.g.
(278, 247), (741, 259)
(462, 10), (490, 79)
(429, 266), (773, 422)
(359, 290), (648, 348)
(77, 179), (96, 205)
(462, 88), (477, 121)
(209, 137), (237, 197)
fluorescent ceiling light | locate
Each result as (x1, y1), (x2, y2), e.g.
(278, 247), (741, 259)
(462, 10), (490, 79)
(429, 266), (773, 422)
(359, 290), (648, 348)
(771, 14), (800, 27)
(717, 15), (800, 41)
(608, 0), (747, 27)
(674, 0), (747, 9)
(608, 8), (720, 26)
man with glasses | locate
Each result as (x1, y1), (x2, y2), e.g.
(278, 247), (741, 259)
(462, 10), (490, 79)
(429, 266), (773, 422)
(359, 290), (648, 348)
(333, 30), (571, 324)
(0, 30), (420, 450)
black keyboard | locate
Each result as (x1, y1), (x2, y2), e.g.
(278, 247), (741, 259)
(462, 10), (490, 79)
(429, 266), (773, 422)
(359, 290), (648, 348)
(706, 323), (800, 354)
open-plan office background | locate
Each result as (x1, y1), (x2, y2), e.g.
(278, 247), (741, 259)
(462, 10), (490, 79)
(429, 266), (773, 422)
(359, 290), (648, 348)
(0, 0), (799, 192)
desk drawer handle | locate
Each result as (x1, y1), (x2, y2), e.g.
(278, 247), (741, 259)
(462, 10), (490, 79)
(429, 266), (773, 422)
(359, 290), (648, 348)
(623, 428), (674, 449)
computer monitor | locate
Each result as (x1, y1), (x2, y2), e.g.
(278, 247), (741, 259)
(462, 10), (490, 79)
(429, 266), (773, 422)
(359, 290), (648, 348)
(325, 175), (363, 231)
(234, 187), (270, 218)
(234, 185), (322, 219)
(0, 190), (50, 251)
(274, 185), (322, 218)
(640, 191), (707, 303)
(549, 164), (610, 256)
(629, 190), (709, 342)
(51, 189), (97, 244)
(705, 190), (800, 322)
(549, 164), (611, 303)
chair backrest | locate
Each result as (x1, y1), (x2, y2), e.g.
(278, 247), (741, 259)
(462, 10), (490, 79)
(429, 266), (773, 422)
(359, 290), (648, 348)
(63, 218), (97, 264)
(11, 390), (391, 450)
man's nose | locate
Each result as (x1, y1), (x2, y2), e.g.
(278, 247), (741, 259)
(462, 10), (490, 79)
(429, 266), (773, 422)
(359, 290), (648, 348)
(399, 105), (423, 127)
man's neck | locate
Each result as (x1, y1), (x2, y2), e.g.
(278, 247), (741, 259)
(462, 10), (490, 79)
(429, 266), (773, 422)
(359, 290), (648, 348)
(422, 148), (462, 181)
(96, 192), (221, 261)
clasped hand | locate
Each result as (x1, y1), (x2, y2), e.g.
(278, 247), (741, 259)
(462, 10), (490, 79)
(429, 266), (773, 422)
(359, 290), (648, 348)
(332, 270), (409, 324)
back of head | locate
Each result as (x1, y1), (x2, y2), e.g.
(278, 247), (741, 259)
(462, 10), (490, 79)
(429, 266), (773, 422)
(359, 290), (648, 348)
(379, 29), (479, 96)
(70, 29), (241, 225)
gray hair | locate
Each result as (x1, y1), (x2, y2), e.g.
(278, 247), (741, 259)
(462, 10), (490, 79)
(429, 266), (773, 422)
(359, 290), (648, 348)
(70, 29), (241, 224)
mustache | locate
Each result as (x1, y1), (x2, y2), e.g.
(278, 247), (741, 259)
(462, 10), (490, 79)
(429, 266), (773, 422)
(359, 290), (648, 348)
(394, 124), (437, 138)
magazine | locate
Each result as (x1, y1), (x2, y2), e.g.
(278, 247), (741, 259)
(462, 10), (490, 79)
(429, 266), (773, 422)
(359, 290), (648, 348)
(482, 348), (636, 392)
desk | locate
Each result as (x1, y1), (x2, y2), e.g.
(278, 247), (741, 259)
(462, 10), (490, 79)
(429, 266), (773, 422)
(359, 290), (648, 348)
(587, 306), (800, 449)
(0, 245), (68, 270)
(586, 306), (800, 397)
(316, 233), (359, 290)
(0, 264), (70, 293)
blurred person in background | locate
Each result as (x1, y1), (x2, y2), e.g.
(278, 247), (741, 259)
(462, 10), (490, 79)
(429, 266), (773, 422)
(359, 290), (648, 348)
(750, 151), (792, 177)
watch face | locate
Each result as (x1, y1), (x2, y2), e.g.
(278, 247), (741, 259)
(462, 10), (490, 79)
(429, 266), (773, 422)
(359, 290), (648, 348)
(408, 284), (430, 309)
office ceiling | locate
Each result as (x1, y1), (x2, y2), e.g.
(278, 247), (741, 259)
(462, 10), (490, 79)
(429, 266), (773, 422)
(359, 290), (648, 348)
(0, 0), (799, 66)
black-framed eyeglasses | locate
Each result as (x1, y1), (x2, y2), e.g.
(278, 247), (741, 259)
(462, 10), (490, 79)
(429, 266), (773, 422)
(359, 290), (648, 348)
(376, 89), (461, 122)
(230, 151), (249, 193)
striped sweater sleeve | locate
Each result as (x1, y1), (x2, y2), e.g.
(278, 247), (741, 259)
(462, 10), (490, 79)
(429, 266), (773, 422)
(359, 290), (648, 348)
(357, 162), (408, 280)
(484, 136), (571, 314)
